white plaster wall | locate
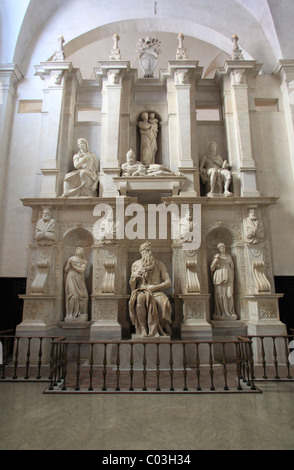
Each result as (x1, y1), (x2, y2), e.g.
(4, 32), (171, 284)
(0, 77), (44, 277)
(254, 76), (294, 275)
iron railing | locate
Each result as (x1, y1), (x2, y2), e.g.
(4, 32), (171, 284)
(46, 338), (259, 394)
(0, 333), (65, 382)
(238, 335), (294, 382)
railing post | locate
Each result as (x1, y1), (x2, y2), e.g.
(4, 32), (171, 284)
(209, 342), (215, 391)
(195, 343), (201, 391)
(116, 343), (120, 391)
(61, 343), (68, 391)
(156, 343), (160, 391)
(88, 343), (94, 391)
(272, 337), (280, 379)
(36, 337), (43, 379)
(285, 337), (292, 379)
(12, 337), (20, 379)
(222, 343), (229, 390)
(183, 343), (188, 391)
(142, 343), (147, 391)
(129, 343), (134, 391)
(102, 343), (107, 391)
(169, 343), (174, 392)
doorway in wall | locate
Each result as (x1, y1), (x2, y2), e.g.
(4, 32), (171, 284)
(0, 278), (26, 332)
(274, 276), (294, 334)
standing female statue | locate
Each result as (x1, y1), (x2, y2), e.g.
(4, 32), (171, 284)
(64, 247), (88, 320)
(210, 243), (237, 320)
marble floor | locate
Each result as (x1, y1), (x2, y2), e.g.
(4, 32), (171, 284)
(0, 381), (294, 450)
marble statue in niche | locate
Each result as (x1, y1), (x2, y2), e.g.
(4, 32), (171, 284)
(200, 141), (233, 197)
(129, 241), (172, 337)
(210, 243), (237, 320)
(121, 148), (181, 177)
(64, 247), (88, 320)
(35, 208), (56, 246)
(138, 111), (158, 165)
(136, 36), (161, 78)
(62, 138), (99, 197)
(243, 208), (264, 244)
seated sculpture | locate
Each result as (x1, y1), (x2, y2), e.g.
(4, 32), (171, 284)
(200, 141), (233, 197)
(129, 241), (172, 337)
(62, 138), (99, 197)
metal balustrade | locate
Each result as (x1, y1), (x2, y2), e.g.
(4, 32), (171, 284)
(237, 335), (294, 382)
(2, 333), (293, 392)
(0, 333), (65, 382)
(45, 338), (259, 394)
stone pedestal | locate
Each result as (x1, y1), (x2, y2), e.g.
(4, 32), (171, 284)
(211, 320), (248, 362)
(90, 294), (127, 341)
(246, 293), (287, 363)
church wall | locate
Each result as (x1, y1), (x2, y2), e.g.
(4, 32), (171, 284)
(253, 75), (294, 275)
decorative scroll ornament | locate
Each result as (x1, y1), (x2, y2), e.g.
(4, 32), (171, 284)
(252, 261), (271, 293)
(185, 260), (200, 293)
(102, 262), (116, 293)
(136, 36), (161, 78)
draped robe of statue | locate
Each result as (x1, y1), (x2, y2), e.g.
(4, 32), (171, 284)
(129, 243), (172, 337)
(210, 244), (237, 320)
(64, 248), (88, 319)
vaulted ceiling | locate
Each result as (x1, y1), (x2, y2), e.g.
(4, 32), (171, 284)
(2, 0), (294, 78)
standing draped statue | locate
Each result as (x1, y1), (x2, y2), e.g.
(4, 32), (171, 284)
(210, 243), (237, 320)
(64, 247), (88, 320)
(138, 111), (158, 165)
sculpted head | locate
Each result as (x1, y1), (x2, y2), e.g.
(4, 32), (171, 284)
(42, 207), (52, 221)
(126, 149), (135, 163)
(77, 138), (88, 152)
(209, 141), (217, 153)
(217, 242), (226, 253)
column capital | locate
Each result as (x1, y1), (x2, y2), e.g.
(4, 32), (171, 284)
(0, 63), (23, 87)
(34, 61), (73, 87)
(273, 59), (294, 85)
(215, 60), (262, 84)
(166, 60), (203, 84)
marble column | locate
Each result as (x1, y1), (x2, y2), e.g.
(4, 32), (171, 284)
(167, 61), (203, 196)
(0, 64), (22, 258)
(95, 61), (130, 196)
(34, 61), (73, 197)
(273, 60), (294, 184)
(217, 61), (262, 196)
